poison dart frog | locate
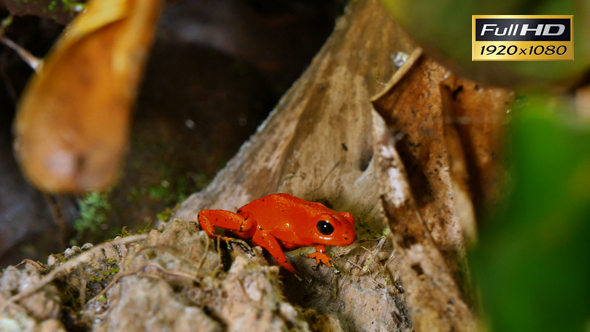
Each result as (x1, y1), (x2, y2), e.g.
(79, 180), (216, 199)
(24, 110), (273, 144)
(198, 193), (356, 275)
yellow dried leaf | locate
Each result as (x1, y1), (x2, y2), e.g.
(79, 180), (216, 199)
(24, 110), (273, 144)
(14, 0), (163, 193)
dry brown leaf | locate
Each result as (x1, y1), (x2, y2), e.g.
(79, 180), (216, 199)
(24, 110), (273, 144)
(13, 0), (163, 193)
(371, 51), (511, 275)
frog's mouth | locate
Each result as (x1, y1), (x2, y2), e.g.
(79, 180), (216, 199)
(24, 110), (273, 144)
(340, 232), (355, 245)
(322, 231), (355, 246)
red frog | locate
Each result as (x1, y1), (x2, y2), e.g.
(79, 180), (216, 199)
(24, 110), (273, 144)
(198, 193), (356, 275)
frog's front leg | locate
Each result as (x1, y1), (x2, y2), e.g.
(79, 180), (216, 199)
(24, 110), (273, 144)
(252, 230), (300, 276)
(306, 245), (332, 267)
(198, 210), (256, 253)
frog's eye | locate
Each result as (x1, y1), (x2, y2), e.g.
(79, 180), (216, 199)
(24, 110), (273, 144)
(317, 220), (334, 235)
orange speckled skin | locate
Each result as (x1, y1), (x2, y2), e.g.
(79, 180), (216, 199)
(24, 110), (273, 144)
(198, 193), (356, 275)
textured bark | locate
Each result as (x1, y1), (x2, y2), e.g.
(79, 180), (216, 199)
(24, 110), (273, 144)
(0, 0), (512, 331)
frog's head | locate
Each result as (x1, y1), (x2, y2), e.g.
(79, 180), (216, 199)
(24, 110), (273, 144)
(312, 211), (356, 246)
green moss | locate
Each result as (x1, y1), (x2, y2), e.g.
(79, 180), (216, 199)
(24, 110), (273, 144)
(48, 0), (57, 11)
(149, 185), (170, 200)
(0, 15), (13, 33)
(156, 205), (179, 222)
(74, 192), (111, 233)
(357, 219), (377, 238)
(117, 226), (131, 238)
(57, 0), (86, 12)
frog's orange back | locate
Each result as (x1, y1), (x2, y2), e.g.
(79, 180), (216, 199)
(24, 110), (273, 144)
(238, 193), (355, 248)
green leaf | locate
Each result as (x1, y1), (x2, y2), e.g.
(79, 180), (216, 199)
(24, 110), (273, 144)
(472, 96), (590, 332)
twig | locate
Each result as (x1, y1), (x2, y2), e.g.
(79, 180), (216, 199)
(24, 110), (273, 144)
(76, 266), (87, 305)
(369, 274), (385, 288)
(361, 236), (388, 273)
(382, 250), (396, 267)
(90, 271), (166, 306)
(195, 233), (211, 278)
(346, 259), (363, 271)
(0, 15), (14, 37)
(0, 234), (147, 311)
(145, 262), (200, 284)
(87, 262), (201, 304)
(0, 35), (43, 72)
(13, 259), (45, 271)
(306, 161), (340, 195)
(236, 278), (265, 311)
(216, 237), (223, 271)
(87, 267), (143, 304)
(135, 246), (195, 267)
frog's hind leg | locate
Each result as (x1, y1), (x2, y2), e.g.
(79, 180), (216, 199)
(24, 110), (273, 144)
(252, 230), (300, 276)
(198, 210), (256, 237)
(198, 210), (256, 253)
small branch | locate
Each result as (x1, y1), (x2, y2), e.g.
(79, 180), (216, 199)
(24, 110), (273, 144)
(346, 259), (363, 271)
(13, 259), (45, 271)
(0, 35), (43, 72)
(195, 233), (210, 278)
(306, 162), (340, 195)
(135, 246), (195, 268)
(0, 234), (147, 311)
(87, 266), (143, 304)
(0, 15), (14, 37)
(87, 262), (201, 304)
